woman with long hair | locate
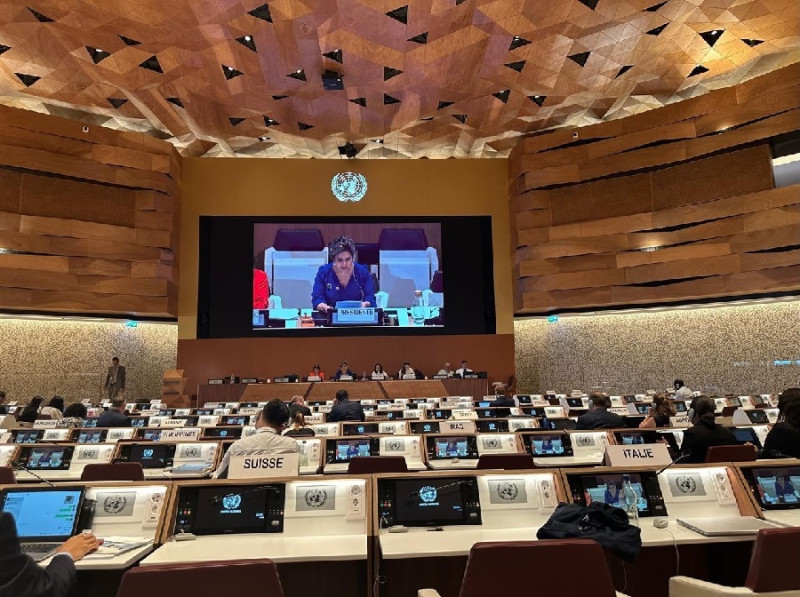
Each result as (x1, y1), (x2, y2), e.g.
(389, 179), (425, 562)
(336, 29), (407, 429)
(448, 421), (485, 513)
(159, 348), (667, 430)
(679, 396), (740, 463)
(639, 394), (676, 428)
(283, 412), (315, 437)
(763, 388), (800, 458)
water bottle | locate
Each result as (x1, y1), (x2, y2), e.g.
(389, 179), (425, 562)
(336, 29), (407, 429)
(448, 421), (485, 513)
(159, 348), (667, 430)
(622, 475), (639, 526)
(410, 290), (425, 326)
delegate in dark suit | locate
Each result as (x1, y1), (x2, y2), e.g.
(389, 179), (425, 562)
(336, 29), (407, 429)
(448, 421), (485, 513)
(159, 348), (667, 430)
(576, 408), (625, 430)
(96, 408), (130, 428)
(492, 395), (516, 418)
(104, 361), (126, 399)
(0, 512), (75, 597)
(680, 421), (739, 463)
(327, 399), (365, 422)
(288, 403), (312, 420)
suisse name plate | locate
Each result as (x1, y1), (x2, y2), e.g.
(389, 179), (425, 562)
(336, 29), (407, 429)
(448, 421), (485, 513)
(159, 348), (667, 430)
(332, 307), (378, 325)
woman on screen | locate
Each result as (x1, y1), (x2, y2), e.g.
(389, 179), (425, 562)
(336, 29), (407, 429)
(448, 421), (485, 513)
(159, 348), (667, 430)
(311, 236), (375, 312)
(253, 268), (270, 309)
(604, 482), (621, 506)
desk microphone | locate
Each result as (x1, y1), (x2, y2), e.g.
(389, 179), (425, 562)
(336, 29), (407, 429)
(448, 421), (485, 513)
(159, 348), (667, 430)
(209, 485), (281, 505)
(11, 460), (56, 487)
(409, 479), (470, 499)
(655, 452), (693, 477)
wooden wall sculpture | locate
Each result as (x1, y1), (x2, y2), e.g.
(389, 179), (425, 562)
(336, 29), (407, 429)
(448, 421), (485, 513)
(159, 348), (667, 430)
(510, 63), (800, 314)
(0, 104), (180, 317)
(0, 1), (797, 159)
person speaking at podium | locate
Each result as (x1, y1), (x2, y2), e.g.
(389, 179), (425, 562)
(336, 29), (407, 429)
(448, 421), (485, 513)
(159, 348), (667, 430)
(312, 236), (375, 312)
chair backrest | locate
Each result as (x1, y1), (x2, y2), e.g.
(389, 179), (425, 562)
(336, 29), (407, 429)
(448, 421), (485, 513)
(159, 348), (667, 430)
(476, 454), (534, 470)
(745, 527), (800, 592)
(378, 228), (427, 250)
(458, 540), (617, 597)
(347, 456), (408, 474)
(0, 466), (16, 484)
(81, 462), (145, 482)
(273, 229), (324, 251)
(117, 559), (284, 597)
(430, 270), (443, 292)
(704, 444), (757, 463)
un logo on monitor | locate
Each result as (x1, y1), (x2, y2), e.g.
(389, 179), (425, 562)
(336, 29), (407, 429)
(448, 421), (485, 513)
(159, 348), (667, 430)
(143, 448), (154, 458)
(331, 172), (367, 202)
(419, 486), (438, 503)
(223, 494), (242, 510)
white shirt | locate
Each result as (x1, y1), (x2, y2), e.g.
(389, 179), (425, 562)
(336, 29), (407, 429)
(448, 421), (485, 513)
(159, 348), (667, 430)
(456, 367), (473, 377)
(674, 386), (692, 400)
(213, 426), (298, 478)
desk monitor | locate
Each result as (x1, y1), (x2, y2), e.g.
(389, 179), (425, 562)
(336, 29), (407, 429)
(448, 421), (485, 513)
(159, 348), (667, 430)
(431, 409), (453, 420)
(476, 420), (509, 433)
(426, 436), (479, 460)
(728, 427), (762, 449)
(140, 428), (162, 441)
(516, 395), (533, 405)
(203, 426), (244, 439)
(240, 402), (259, 408)
(477, 401), (491, 408)
(1, 487), (84, 541)
(614, 430), (659, 446)
(745, 410), (769, 425)
(82, 417), (99, 428)
(326, 438), (380, 463)
(13, 430), (43, 444)
(174, 416), (200, 426)
(539, 418), (577, 431)
(196, 408), (215, 416)
(623, 395), (636, 404)
(566, 397), (584, 408)
(476, 409), (495, 419)
(221, 415), (248, 426)
(523, 433), (573, 457)
(342, 423), (380, 436)
(673, 401), (688, 413)
(21, 446), (75, 470)
(751, 395), (766, 406)
(76, 429), (107, 443)
(741, 467), (800, 510)
(158, 409), (176, 416)
(174, 484), (286, 535)
(377, 476), (482, 527)
(410, 421), (440, 435)
(568, 472), (666, 517)
(121, 443), (176, 468)
(129, 416), (149, 428)
(728, 396), (742, 407)
(635, 403), (651, 415)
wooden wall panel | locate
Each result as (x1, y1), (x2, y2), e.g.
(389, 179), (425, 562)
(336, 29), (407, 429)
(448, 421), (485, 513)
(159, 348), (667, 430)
(510, 64), (800, 314)
(0, 104), (180, 317)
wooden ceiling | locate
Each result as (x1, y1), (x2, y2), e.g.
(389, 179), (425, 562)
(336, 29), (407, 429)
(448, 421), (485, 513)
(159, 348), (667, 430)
(0, 0), (797, 159)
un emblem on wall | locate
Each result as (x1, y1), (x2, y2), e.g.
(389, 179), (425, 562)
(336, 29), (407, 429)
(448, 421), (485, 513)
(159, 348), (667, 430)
(222, 494), (241, 510)
(305, 488), (329, 509)
(103, 494), (128, 514)
(331, 172), (367, 202)
(675, 475), (697, 494)
(495, 482), (519, 502)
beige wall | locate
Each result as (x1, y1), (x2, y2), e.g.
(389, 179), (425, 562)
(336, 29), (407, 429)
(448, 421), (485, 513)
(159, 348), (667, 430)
(178, 158), (512, 338)
(514, 300), (800, 395)
(0, 318), (177, 403)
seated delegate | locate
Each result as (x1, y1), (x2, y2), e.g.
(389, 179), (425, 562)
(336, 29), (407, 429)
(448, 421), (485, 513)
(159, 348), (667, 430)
(312, 236), (375, 312)
(679, 395), (739, 463)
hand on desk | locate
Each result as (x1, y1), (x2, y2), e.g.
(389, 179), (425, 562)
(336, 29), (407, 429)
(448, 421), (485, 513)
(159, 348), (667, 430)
(316, 303), (331, 313)
(56, 533), (103, 561)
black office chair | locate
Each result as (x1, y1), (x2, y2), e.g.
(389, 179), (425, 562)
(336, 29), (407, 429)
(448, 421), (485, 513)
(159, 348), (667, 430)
(347, 456), (408, 474)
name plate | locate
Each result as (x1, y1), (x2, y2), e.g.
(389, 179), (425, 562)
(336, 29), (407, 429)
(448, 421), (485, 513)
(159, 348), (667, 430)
(33, 420), (59, 429)
(403, 409), (422, 419)
(241, 378), (258, 384)
(307, 376), (321, 382)
(208, 379), (224, 384)
(42, 429), (70, 441)
(107, 429), (135, 441)
(161, 418), (187, 428)
(333, 307), (377, 325)
(439, 401), (460, 409)
(228, 453), (299, 478)
(452, 409), (478, 420)
(669, 415), (690, 428)
(544, 406), (566, 418)
(238, 407), (260, 416)
(764, 408), (779, 424)
(160, 428), (201, 441)
(198, 416), (220, 427)
(440, 420), (476, 433)
(609, 407), (632, 416)
(604, 443), (671, 467)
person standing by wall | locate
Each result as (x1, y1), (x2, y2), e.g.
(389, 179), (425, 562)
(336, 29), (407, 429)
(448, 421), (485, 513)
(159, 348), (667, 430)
(104, 357), (126, 399)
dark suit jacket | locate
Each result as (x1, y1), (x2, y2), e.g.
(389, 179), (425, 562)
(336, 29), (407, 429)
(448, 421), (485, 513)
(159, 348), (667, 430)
(96, 409), (130, 428)
(575, 408), (626, 430)
(288, 404), (312, 421)
(104, 365), (126, 389)
(0, 512), (76, 597)
(680, 422), (740, 463)
(763, 423), (800, 458)
(327, 400), (365, 423)
(492, 395), (516, 418)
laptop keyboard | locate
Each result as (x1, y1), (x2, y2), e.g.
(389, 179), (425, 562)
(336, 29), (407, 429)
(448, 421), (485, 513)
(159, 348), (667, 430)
(22, 543), (60, 562)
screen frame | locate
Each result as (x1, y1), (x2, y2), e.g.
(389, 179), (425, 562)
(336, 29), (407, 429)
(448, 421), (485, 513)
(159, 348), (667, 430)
(742, 467), (800, 511)
(387, 476), (481, 527)
(0, 487), (85, 541)
(198, 215), (496, 338)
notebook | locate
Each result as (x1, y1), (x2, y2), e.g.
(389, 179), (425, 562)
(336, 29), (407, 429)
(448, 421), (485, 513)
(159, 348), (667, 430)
(1, 487), (84, 561)
(677, 516), (783, 536)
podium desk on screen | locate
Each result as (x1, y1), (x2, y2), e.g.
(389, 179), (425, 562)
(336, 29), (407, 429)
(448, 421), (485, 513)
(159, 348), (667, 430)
(373, 469), (564, 597)
(112, 441), (221, 480)
(144, 476), (370, 597)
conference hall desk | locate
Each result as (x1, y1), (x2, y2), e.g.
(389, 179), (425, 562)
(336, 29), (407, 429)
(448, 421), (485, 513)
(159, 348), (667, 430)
(140, 475), (371, 597)
(0, 480), (173, 597)
(374, 464), (770, 597)
(196, 377), (489, 405)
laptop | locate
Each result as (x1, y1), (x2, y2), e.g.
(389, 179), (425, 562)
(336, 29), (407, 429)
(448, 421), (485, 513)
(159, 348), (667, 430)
(677, 516), (783, 536)
(1, 487), (84, 561)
